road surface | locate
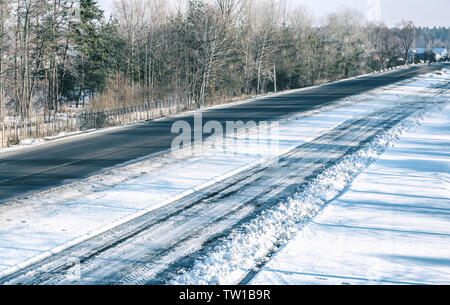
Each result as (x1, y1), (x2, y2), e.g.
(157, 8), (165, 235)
(0, 64), (444, 204)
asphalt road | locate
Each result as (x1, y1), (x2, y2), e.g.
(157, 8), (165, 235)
(0, 64), (444, 203)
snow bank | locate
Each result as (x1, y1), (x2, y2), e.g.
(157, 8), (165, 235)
(250, 104), (450, 285)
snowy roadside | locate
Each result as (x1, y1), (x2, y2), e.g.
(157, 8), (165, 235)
(0, 69), (448, 280)
(169, 72), (450, 285)
(250, 103), (450, 285)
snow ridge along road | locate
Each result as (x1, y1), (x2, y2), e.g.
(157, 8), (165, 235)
(1, 68), (449, 285)
(249, 103), (450, 285)
(170, 76), (450, 285)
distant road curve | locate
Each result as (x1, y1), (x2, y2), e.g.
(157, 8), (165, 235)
(0, 64), (445, 203)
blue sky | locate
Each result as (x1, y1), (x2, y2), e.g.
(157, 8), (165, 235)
(98, 0), (450, 27)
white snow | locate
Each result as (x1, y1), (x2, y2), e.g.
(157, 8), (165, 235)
(0, 69), (448, 281)
(169, 72), (450, 285)
(250, 104), (450, 285)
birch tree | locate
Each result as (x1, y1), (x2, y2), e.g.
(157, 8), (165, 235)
(0, 0), (10, 119)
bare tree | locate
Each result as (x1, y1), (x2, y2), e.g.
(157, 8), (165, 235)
(322, 9), (367, 79)
(244, 0), (282, 94)
(0, 0), (10, 120)
(397, 20), (415, 65)
(113, 0), (149, 90)
(12, 0), (50, 118)
(367, 23), (400, 69)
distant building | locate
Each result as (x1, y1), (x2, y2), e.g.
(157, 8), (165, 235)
(433, 48), (449, 60)
(409, 48), (448, 62)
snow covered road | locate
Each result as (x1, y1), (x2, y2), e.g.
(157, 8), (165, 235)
(0, 68), (449, 285)
(250, 103), (450, 285)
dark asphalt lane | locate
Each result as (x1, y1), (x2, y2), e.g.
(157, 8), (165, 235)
(0, 64), (445, 203)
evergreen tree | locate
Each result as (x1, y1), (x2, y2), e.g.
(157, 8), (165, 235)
(73, 0), (107, 106)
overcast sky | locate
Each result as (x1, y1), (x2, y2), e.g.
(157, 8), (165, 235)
(98, 0), (450, 27)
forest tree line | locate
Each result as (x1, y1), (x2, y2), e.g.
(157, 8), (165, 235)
(0, 0), (449, 120)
